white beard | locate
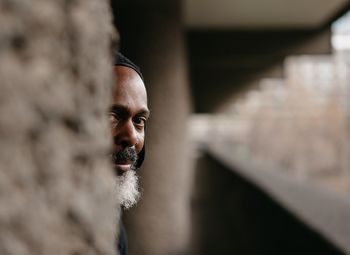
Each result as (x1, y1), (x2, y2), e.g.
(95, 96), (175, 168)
(116, 170), (140, 209)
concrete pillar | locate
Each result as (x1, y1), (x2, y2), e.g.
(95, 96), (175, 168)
(113, 1), (193, 254)
(0, 1), (117, 254)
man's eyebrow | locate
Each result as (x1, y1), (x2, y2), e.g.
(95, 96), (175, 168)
(138, 109), (151, 118)
(109, 105), (127, 114)
(110, 105), (150, 117)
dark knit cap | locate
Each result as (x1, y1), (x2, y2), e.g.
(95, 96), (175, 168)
(113, 52), (146, 169)
(114, 52), (143, 81)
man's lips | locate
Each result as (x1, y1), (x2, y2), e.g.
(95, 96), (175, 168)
(113, 163), (132, 171)
(111, 147), (138, 176)
(113, 159), (133, 176)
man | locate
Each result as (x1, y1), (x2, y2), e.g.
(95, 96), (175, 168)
(110, 53), (149, 255)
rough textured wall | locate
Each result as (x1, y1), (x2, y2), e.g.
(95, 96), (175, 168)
(0, 1), (117, 254)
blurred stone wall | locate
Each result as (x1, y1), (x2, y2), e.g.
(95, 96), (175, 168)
(234, 54), (350, 181)
(190, 153), (344, 255)
(0, 1), (117, 254)
(192, 52), (350, 194)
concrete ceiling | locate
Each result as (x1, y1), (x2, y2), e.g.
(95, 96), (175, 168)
(184, 0), (350, 29)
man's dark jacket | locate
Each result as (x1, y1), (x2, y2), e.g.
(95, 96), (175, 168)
(118, 222), (128, 255)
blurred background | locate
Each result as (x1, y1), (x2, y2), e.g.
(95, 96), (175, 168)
(111, 0), (350, 254)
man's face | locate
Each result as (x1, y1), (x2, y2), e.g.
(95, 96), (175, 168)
(110, 65), (149, 209)
(110, 66), (149, 177)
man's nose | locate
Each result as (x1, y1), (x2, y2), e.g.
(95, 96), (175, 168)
(113, 120), (138, 147)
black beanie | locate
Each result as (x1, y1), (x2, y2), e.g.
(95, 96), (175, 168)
(114, 52), (144, 81)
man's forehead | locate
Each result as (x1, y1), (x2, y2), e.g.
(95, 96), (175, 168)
(114, 66), (146, 93)
(113, 66), (148, 112)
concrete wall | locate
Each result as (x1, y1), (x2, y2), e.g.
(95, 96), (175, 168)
(190, 153), (345, 255)
(0, 1), (117, 254)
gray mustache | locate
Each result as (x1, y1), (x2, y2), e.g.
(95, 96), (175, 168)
(112, 147), (138, 165)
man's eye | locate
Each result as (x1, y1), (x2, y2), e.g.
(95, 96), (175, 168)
(133, 117), (146, 127)
(109, 113), (119, 127)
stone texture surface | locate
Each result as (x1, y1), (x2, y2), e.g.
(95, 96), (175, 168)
(0, 1), (117, 254)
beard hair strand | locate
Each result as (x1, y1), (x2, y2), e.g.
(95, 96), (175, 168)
(115, 170), (140, 209)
